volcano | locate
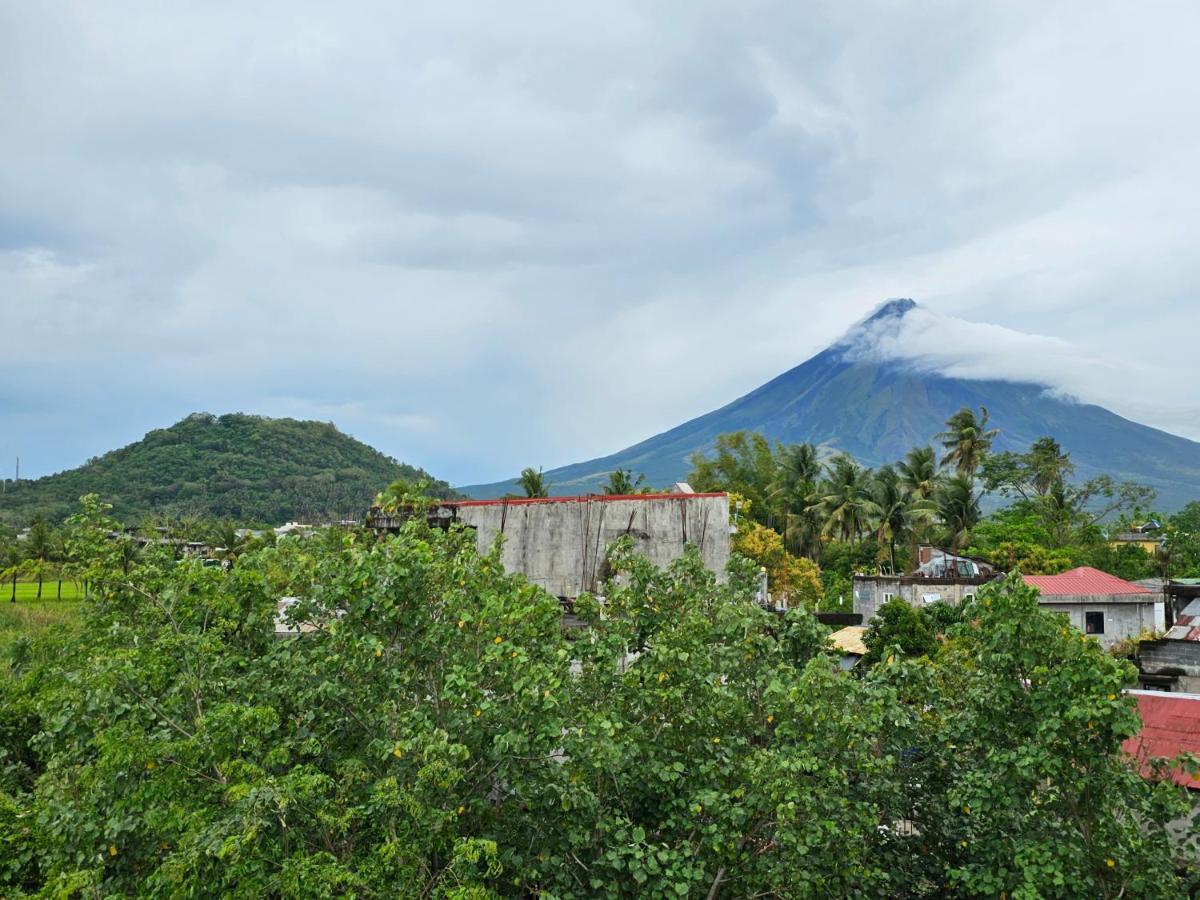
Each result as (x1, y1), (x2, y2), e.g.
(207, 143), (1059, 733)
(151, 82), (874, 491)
(460, 300), (1200, 509)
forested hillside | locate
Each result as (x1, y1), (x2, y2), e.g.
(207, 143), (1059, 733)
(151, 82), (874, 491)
(0, 413), (453, 526)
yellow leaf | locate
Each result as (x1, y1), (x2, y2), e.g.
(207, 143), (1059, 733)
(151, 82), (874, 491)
(494, 636), (503, 644)
(109, 845), (118, 857)
(1106, 858), (1115, 868)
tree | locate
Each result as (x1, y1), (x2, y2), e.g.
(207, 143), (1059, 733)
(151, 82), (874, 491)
(602, 468), (646, 495)
(817, 454), (880, 543)
(773, 443), (823, 560)
(898, 446), (939, 501)
(22, 518), (56, 600)
(687, 432), (779, 525)
(518, 466), (550, 498)
(936, 406), (999, 478)
(982, 437), (1075, 502)
(937, 474), (981, 555)
(733, 522), (823, 607)
(4, 499), (1195, 897)
(922, 573), (1195, 897)
(870, 464), (934, 573)
(861, 597), (937, 666)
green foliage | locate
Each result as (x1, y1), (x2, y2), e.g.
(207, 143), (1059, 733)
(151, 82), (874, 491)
(2, 500), (1197, 897)
(732, 522), (822, 607)
(935, 405), (999, 477)
(0, 413), (455, 528)
(518, 466), (550, 498)
(861, 597), (938, 666)
(601, 469), (647, 495)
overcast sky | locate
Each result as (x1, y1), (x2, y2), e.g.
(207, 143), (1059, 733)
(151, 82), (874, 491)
(3, 1), (1198, 485)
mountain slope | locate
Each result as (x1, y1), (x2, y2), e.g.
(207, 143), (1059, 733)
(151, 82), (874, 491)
(461, 300), (1200, 508)
(0, 413), (453, 526)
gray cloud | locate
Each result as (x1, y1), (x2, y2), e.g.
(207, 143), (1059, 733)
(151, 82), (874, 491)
(2, 0), (1198, 485)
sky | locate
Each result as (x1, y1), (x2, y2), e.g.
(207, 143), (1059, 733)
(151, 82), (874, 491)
(2, 1), (1199, 486)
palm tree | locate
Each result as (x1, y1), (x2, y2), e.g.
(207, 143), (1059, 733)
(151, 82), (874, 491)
(209, 519), (248, 564)
(519, 467), (550, 499)
(936, 474), (981, 555)
(24, 519), (55, 600)
(898, 446), (938, 500)
(773, 443), (823, 558)
(935, 406), (999, 478)
(898, 446), (940, 560)
(817, 455), (881, 543)
(871, 465), (935, 573)
(603, 469), (645, 495)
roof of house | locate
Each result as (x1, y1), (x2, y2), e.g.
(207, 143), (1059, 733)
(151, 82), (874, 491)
(1022, 567), (1151, 597)
(1122, 690), (1200, 789)
(1165, 599), (1200, 641)
(829, 625), (867, 656)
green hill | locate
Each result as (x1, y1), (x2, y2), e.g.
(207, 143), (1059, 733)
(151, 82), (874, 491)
(0, 413), (453, 527)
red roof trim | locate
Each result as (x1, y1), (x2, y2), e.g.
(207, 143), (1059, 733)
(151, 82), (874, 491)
(447, 492), (727, 508)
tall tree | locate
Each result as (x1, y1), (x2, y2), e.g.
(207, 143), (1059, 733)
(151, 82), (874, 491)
(898, 446), (939, 501)
(818, 455), (881, 543)
(23, 518), (56, 600)
(687, 432), (778, 524)
(773, 443), (823, 560)
(936, 406), (999, 478)
(871, 464), (934, 573)
(518, 466), (550, 498)
(936, 474), (982, 554)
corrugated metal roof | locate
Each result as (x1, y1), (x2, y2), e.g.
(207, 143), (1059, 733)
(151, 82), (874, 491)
(1164, 599), (1200, 640)
(829, 625), (867, 656)
(1122, 691), (1200, 789)
(1022, 567), (1151, 597)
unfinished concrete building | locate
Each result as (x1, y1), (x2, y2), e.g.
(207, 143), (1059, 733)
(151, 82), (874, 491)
(369, 490), (731, 601)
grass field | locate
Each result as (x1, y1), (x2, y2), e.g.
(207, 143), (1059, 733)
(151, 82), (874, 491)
(2, 579), (85, 602)
(0, 597), (82, 665)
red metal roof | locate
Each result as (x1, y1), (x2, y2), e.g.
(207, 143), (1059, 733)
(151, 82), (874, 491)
(1122, 691), (1200, 789)
(1022, 567), (1151, 597)
(448, 492), (727, 508)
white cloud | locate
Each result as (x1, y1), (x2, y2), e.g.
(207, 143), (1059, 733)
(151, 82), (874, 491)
(2, 0), (1199, 482)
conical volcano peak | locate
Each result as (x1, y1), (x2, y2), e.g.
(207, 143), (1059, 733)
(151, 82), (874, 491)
(832, 298), (919, 350)
(863, 297), (917, 324)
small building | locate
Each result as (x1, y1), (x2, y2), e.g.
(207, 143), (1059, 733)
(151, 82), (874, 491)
(852, 546), (996, 622)
(1022, 567), (1164, 650)
(1109, 521), (1163, 556)
(369, 491), (731, 603)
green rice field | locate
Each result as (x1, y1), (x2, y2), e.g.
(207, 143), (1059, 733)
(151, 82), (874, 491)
(2, 579), (85, 602)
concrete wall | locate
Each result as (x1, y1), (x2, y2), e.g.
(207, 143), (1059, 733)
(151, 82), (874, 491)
(1137, 640), (1200, 692)
(455, 494), (730, 599)
(1037, 600), (1160, 649)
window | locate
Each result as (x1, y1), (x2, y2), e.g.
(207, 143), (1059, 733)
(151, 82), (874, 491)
(883, 592), (896, 602)
(1085, 611), (1105, 635)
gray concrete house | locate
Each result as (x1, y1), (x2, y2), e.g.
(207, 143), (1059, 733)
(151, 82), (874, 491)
(1023, 567), (1164, 650)
(369, 488), (731, 602)
(852, 546), (996, 622)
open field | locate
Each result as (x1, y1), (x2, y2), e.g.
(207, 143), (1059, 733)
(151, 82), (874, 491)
(2, 579), (85, 602)
(0, 597), (81, 663)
